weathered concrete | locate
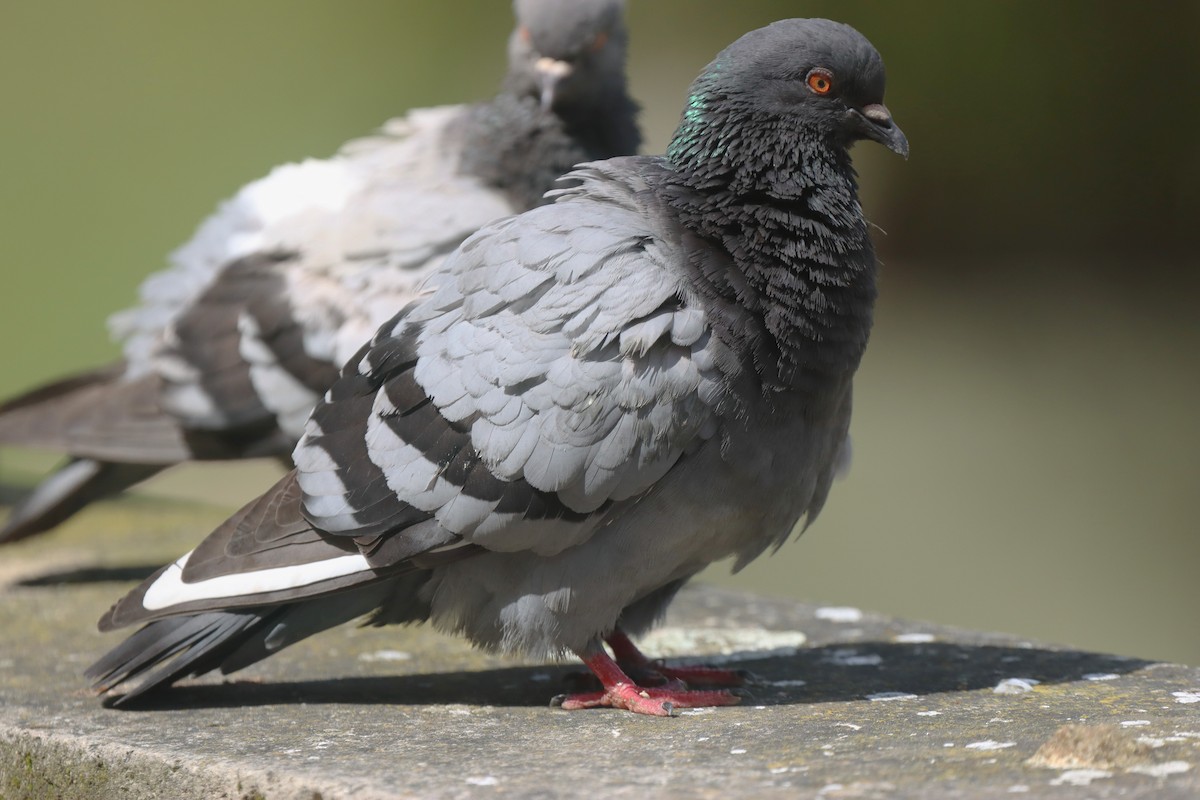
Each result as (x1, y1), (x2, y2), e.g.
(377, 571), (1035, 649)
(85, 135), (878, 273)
(1, 493), (1198, 799)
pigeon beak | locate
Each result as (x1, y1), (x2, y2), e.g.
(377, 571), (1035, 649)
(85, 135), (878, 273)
(535, 57), (573, 110)
(859, 103), (909, 159)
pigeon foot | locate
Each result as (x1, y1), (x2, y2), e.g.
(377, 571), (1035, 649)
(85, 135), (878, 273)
(556, 641), (742, 716)
(605, 629), (753, 687)
(553, 685), (740, 716)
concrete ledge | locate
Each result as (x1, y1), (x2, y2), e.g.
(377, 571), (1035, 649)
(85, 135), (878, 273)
(2, 496), (1198, 798)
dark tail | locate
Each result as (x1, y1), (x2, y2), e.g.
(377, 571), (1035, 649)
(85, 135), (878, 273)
(85, 609), (274, 704)
(0, 362), (192, 461)
(86, 576), (427, 704)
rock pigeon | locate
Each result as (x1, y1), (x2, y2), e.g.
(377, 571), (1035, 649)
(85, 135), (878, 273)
(87, 18), (908, 716)
(0, 0), (638, 544)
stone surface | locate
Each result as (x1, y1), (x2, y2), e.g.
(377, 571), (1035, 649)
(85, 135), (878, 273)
(1, 493), (1199, 799)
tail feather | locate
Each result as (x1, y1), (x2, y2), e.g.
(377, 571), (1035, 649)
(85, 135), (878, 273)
(87, 579), (421, 702)
(0, 458), (166, 544)
(0, 363), (192, 463)
(86, 610), (274, 704)
(219, 581), (404, 673)
(0, 364), (126, 415)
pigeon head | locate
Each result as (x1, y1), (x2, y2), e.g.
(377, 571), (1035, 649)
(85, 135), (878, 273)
(462, 0), (637, 208)
(668, 18), (908, 177)
(507, 0), (629, 112)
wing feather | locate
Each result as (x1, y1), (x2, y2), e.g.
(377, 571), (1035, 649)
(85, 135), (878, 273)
(290, 163), (729, 560)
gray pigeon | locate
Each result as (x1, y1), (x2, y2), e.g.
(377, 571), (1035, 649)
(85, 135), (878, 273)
(87, 18), (907, 716)
(0, 0), (638, 544)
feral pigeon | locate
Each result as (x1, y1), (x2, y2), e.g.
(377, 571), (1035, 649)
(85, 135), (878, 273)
(0, 0), (638, 543)
(87, 18), (908, 716)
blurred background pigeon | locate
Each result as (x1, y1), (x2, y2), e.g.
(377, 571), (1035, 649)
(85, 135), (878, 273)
(88, 18), (908, 715)
(0, 0), (639, 544)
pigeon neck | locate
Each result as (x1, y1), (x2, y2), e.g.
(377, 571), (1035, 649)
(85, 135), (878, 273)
(554, 85), (641, 162)
(459, 95), (588, 210)
(664, 114), (878, 394)
(461, 83), (639, 212)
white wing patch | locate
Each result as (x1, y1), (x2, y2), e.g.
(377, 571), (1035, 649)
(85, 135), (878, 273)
(141, 550), (371, 611)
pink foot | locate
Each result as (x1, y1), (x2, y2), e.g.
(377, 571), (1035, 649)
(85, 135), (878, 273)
(606, 629), (754, 688)
(555, 643), (741, 716)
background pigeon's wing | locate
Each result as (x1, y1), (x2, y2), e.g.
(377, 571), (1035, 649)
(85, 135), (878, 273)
(0, 364), (187, 461)
(110, 106), (517, 444)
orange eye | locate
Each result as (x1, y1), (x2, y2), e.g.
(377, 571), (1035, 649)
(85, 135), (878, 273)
(590, 31), (609, 53)
(519, 26), (532, 44)
(806, 69), (834, 95)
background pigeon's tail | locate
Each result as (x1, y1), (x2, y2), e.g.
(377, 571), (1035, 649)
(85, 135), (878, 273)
(0, 362), (191, 460)
(0, 458), (167, 544)
(0, 362), (195, 543)
(86, 575), (430, 704)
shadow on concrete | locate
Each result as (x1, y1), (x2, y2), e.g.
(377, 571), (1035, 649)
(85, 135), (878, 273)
(16, 564), (162, 586)
(106, 642), (1154, 712)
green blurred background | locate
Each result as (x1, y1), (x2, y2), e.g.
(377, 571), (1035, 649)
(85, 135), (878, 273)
(1, 2), (1197, 664)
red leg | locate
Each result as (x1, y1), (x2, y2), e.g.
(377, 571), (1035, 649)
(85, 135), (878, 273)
(605, 629), (752, 688)
(554, 641), (741, 716)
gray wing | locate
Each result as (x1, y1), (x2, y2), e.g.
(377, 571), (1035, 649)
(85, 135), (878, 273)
(296, 162), (728, 557)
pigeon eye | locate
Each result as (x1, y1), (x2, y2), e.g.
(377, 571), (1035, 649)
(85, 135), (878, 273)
(590, 31), (609, 53)
(806, 69), (834, 95)
(519, 26), (532, 44)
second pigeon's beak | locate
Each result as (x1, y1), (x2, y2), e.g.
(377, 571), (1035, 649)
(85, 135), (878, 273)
(858, 103), (909, 159)
(535, 57), (573, 110)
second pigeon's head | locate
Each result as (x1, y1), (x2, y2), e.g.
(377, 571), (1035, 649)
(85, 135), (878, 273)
(669, 19), (908, 171)
(507, 0), (629, 112)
